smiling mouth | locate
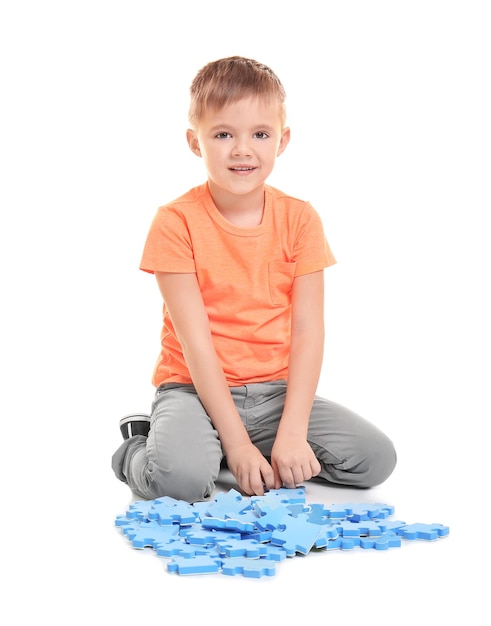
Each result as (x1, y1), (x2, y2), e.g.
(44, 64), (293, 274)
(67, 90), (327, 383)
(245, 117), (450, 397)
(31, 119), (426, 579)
(229, 166), (256, 171)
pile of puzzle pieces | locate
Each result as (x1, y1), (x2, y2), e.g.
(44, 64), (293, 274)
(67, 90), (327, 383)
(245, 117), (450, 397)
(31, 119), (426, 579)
(115, 487), (449, 578)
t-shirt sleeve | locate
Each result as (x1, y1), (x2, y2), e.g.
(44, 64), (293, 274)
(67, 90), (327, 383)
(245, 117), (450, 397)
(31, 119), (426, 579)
(293, 203), (337, 276)
(139, 206), (196, 274)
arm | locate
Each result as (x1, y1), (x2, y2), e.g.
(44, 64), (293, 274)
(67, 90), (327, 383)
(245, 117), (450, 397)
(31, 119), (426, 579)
(154, 272), (275, 495)
(271, 270), (324, 487)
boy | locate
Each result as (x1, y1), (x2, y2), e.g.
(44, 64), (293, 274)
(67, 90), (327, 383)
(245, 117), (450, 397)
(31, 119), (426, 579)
(112, 56), (396, 503)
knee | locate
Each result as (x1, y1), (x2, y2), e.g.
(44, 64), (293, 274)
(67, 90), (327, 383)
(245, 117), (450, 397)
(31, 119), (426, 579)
(358, 435), (397, 488)
(146, 457), (220, 503)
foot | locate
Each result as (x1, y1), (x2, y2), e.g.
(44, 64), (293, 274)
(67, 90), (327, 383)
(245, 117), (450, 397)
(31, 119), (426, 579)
(119, 413), (151, 440)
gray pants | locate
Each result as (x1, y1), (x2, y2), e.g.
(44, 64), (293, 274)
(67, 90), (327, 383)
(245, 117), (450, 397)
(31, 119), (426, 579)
(112, 381), (397, 502)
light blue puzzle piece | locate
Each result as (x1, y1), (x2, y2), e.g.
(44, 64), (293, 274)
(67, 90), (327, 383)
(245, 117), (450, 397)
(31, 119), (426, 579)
(244, 529), (273, 542)
(343, 502), (394, 522)
(308, 503), (333, 525)
(156, 540), (211, 558)
(215, 538), (267, 558)
(321, 503), (354, 519)
(126, 499), (156, 521)
(261, 544), (288, 562)
(201, 516), (256, 533)
(206, 489), (252, 518)
(183, 527), (242, 546)
(323, 536), (361, 550)
(271, 514), (323, 555)
(221, 557), (276, 578)
(337, 520), (384, 537)
(148, 500), (198, 525)
(251, 486), (306, 507)
(314, 524), (339, 548)
(253, 503), (291, 531)
(397, 523), (449, 540)
(124, 520), (180, 549)
(360, 533), (402, 550)
(167, 555), (222, 575)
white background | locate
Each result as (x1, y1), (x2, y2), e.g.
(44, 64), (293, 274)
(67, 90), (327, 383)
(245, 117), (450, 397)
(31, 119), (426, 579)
(1, 1), (489, 624)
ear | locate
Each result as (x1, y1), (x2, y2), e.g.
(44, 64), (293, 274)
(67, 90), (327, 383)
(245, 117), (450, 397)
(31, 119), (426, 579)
(276, 127), (291, 157)
(186, 129), (202, 157)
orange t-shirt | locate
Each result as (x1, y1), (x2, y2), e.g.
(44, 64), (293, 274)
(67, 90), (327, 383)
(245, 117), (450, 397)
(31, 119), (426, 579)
(140, 183), (336, 387)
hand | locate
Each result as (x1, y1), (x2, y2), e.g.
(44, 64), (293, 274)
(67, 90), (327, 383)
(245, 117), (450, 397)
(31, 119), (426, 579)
(271, 434), (321, 489)
(225, 442), (276, 496)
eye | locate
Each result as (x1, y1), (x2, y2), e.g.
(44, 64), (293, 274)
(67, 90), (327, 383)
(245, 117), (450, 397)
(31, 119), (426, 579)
(253, 131), (269, 139)
(215, 132), (231, 139)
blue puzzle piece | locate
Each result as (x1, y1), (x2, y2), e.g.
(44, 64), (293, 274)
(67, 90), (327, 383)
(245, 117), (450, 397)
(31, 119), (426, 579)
(397, 523), (449, 541)
(314, 524), (339, 548)
(201, 516), (256, 533)
(182, 527), (242, 546)
(261, 544), (288, 561)
(206, 489), (252, 518)
(360, 533), (402, 550)
(126, 499), (156, 521)
(251, 486), (306, 507)
(253, 503), (291, 531)
(148, 499), (198, 525)
(215, 538), (267, 558)
(167, 555), (222, 575)
(221, 557), (276, 578)
(123, 520), (180, 549)
(323, 536), (361, 550)
(271, 514), (323, 555)
(348, 502), (395, 522)
(337, 520), (384, 537)
(319, 503), (354, 519)
(155, 540), (210, 559)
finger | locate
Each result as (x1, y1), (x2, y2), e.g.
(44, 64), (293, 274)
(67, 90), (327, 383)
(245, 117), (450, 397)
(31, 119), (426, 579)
(261, 463), (276, 492)
(271, 460), (283, 490)
(279, 467), (296, 489)
(237, 470), (254, 496)
(249, 468), (267, 496)
(311, 458), (322, 477)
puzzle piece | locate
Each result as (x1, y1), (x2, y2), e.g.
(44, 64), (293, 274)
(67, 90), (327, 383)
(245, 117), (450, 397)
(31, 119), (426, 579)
(360, 533), (402, 550)
(251, 486), (306, 507)
(348, 502), (395, 522)
(167, 555), (222, 575)
(201, 516), (256, 534)
(397, 523), (450, 541)
(148, 499), (198, 525)
(336, 520), (384, 537)
(155, 540), (210, 559)
(221, 557), (276, 578)
(253, 503), (291, 531)
(323, 536), (361, 550)
(206, 489), (252, 518)
(123, 520), (180, 549)
(125, 499), (156, 521)
(181, 527), (241, 546)
(215, 538), (267, 558)
(271, 514), (323, 555)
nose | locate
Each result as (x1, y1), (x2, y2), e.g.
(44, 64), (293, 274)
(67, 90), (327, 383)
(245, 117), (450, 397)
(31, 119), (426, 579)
(232, 135), (252, 157)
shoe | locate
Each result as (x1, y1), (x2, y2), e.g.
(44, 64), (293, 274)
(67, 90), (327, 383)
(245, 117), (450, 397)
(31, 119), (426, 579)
(119, 413), (151, 440)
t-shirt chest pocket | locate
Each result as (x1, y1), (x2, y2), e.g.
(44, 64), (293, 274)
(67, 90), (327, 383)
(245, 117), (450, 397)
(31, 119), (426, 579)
(268, 261), (297, 306)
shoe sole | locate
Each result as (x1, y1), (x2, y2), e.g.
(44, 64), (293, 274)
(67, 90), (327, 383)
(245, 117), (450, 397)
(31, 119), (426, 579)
(120, 413), (151, 439)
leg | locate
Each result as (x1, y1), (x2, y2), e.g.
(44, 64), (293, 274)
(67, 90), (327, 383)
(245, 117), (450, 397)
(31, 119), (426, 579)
(307, 396), (397, 488)
(111, 384), (223, 502)
(233, 381), (396, 489)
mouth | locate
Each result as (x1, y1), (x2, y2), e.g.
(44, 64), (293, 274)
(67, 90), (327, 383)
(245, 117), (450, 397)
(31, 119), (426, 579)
(229, 166), (257, 173)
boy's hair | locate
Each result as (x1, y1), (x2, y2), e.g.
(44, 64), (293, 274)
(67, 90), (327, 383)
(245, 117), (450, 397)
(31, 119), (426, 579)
(188, 56), (286, 128)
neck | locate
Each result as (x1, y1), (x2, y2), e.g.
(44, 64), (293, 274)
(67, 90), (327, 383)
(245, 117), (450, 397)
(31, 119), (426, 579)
(208, 182), (265, 227)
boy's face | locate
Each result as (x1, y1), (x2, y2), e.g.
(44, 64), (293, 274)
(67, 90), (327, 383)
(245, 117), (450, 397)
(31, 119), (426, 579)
(187, 96), (290, 200)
